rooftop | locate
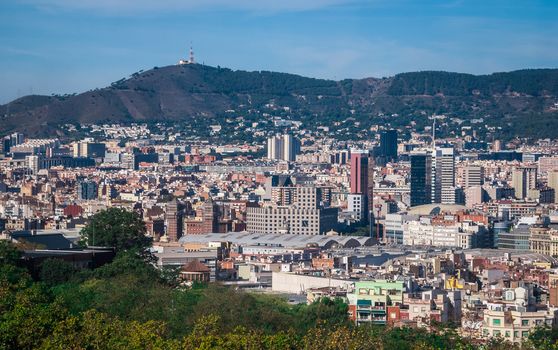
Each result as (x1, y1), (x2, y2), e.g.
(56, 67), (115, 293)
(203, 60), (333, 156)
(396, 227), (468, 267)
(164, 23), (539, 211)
(178, 232), (375, 249)
(408, 204), (468, 215)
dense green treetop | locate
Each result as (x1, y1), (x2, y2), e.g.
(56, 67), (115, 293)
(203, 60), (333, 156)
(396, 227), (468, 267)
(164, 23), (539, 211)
(0, 238), (557, 349)
(387, 69), (558, 96)
(80, 208), (151, 252)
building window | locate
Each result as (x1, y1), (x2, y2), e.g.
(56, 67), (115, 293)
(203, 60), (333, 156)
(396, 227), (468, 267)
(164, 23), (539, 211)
(493, 330), (501, 337)
(493, 319), (501, 326)
(514, 331), (519, 338)
(522, 331), (529, 338)
(522, 320), (529, 326)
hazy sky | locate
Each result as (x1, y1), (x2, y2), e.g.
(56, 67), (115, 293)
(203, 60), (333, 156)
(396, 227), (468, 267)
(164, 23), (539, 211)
(1, 0), (557, 103)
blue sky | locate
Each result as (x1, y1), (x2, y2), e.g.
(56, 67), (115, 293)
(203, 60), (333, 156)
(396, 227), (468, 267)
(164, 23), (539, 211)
(1, 0), (557, 103)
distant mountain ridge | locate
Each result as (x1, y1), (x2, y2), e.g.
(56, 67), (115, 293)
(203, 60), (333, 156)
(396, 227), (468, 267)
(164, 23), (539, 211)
(388, 69), (558, 96)
(1, 64), (557, 138)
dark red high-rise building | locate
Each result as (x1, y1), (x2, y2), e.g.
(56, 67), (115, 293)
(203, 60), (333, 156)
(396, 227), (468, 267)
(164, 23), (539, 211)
(350, 150), (369, 194)
(350, 149), (375, 236)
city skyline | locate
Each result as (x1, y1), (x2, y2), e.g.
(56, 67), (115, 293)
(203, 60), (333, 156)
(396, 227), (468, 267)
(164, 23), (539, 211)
(3, 1), (558, 347)
(1, 0), (557, 103)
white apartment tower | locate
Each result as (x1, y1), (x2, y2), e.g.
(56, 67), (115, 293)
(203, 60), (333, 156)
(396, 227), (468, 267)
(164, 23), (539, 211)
(512, 166), (538, 199)
(431, 147), (456, 204)
(267, 134), (300, 161)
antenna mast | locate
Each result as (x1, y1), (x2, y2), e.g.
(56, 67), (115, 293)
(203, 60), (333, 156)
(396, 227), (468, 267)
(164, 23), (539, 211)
(189, 44), (195, 64)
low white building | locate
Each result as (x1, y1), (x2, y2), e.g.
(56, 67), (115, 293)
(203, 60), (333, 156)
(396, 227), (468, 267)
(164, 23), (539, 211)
(347, 193), (366, 222)
(271, 271), (352, 294)
(403, 217), (485, 249)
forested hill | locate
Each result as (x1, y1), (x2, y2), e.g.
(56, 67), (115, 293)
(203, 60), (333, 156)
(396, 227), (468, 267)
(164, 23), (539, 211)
(1, 64), (557, 138)
(387, 69), (558, 96)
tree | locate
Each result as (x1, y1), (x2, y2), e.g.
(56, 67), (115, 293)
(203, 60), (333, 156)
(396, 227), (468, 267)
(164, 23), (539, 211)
(191, 285), (295, 334)
(0, 240), (29, 284)
(91, 250), (158, 280)
(527, 326), (558, 350)
(159, 265), (182, 288)
(0, 283), (66, 350)
(39, 258), (77, 286)
(80, 208), (151, 253)
(295, 298), (350, 331)
(40, 310), (179, 350)
(0, 240), (21, 265)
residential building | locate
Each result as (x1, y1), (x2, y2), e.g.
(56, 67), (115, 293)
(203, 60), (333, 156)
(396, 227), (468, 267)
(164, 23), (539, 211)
(512, 166), (537, 199)
(432, 147), (456, 204)
(348, 280), (405, 325)
(547, 170), (558, 204)
(267, 134), (300, 161)
(246, 204), (338, 235)
(529, 226), (558, 256)
(77, 180), (98, 201)
(462, 165), (484, 189)
(482, 307), (556, 343)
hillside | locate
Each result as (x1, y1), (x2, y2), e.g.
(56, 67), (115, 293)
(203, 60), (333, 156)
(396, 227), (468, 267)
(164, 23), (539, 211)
(1, 64), (557, 139)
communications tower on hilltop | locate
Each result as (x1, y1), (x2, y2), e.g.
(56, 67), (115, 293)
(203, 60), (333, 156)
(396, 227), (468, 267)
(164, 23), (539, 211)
(189, 46), (195, 64)
(178, 44), (195, 65)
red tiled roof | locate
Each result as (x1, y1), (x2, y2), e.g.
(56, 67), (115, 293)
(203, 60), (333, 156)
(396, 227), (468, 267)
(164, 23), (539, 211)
(182, 260), (210, 273)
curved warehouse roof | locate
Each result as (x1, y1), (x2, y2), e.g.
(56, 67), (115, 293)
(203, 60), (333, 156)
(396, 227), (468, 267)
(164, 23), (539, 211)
(178, 232), (375, 249)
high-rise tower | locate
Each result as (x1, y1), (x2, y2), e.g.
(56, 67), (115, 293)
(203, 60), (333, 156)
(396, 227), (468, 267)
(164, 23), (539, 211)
(377, 129), (398, 165)
(410, 151), (432, 207)
(512, 166), (537, 199)
(462, 165), (484, 189)
(350, 150), (369, 194)
(431, 147), (456, 204)
(349, 150), (372, 227)
(548, 170), (558, 204)
(165, 199), (183, 242)
(266, 133), (300, 161)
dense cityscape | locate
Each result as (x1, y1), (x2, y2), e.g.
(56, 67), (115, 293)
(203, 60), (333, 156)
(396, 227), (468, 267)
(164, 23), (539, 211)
(2, 1), (558, 349)
(2, 103), (558, 346)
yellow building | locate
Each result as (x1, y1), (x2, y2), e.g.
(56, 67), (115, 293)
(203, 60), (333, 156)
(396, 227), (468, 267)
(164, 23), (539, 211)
(529, 227), (558, 257)
(445, 276), (465, 290)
